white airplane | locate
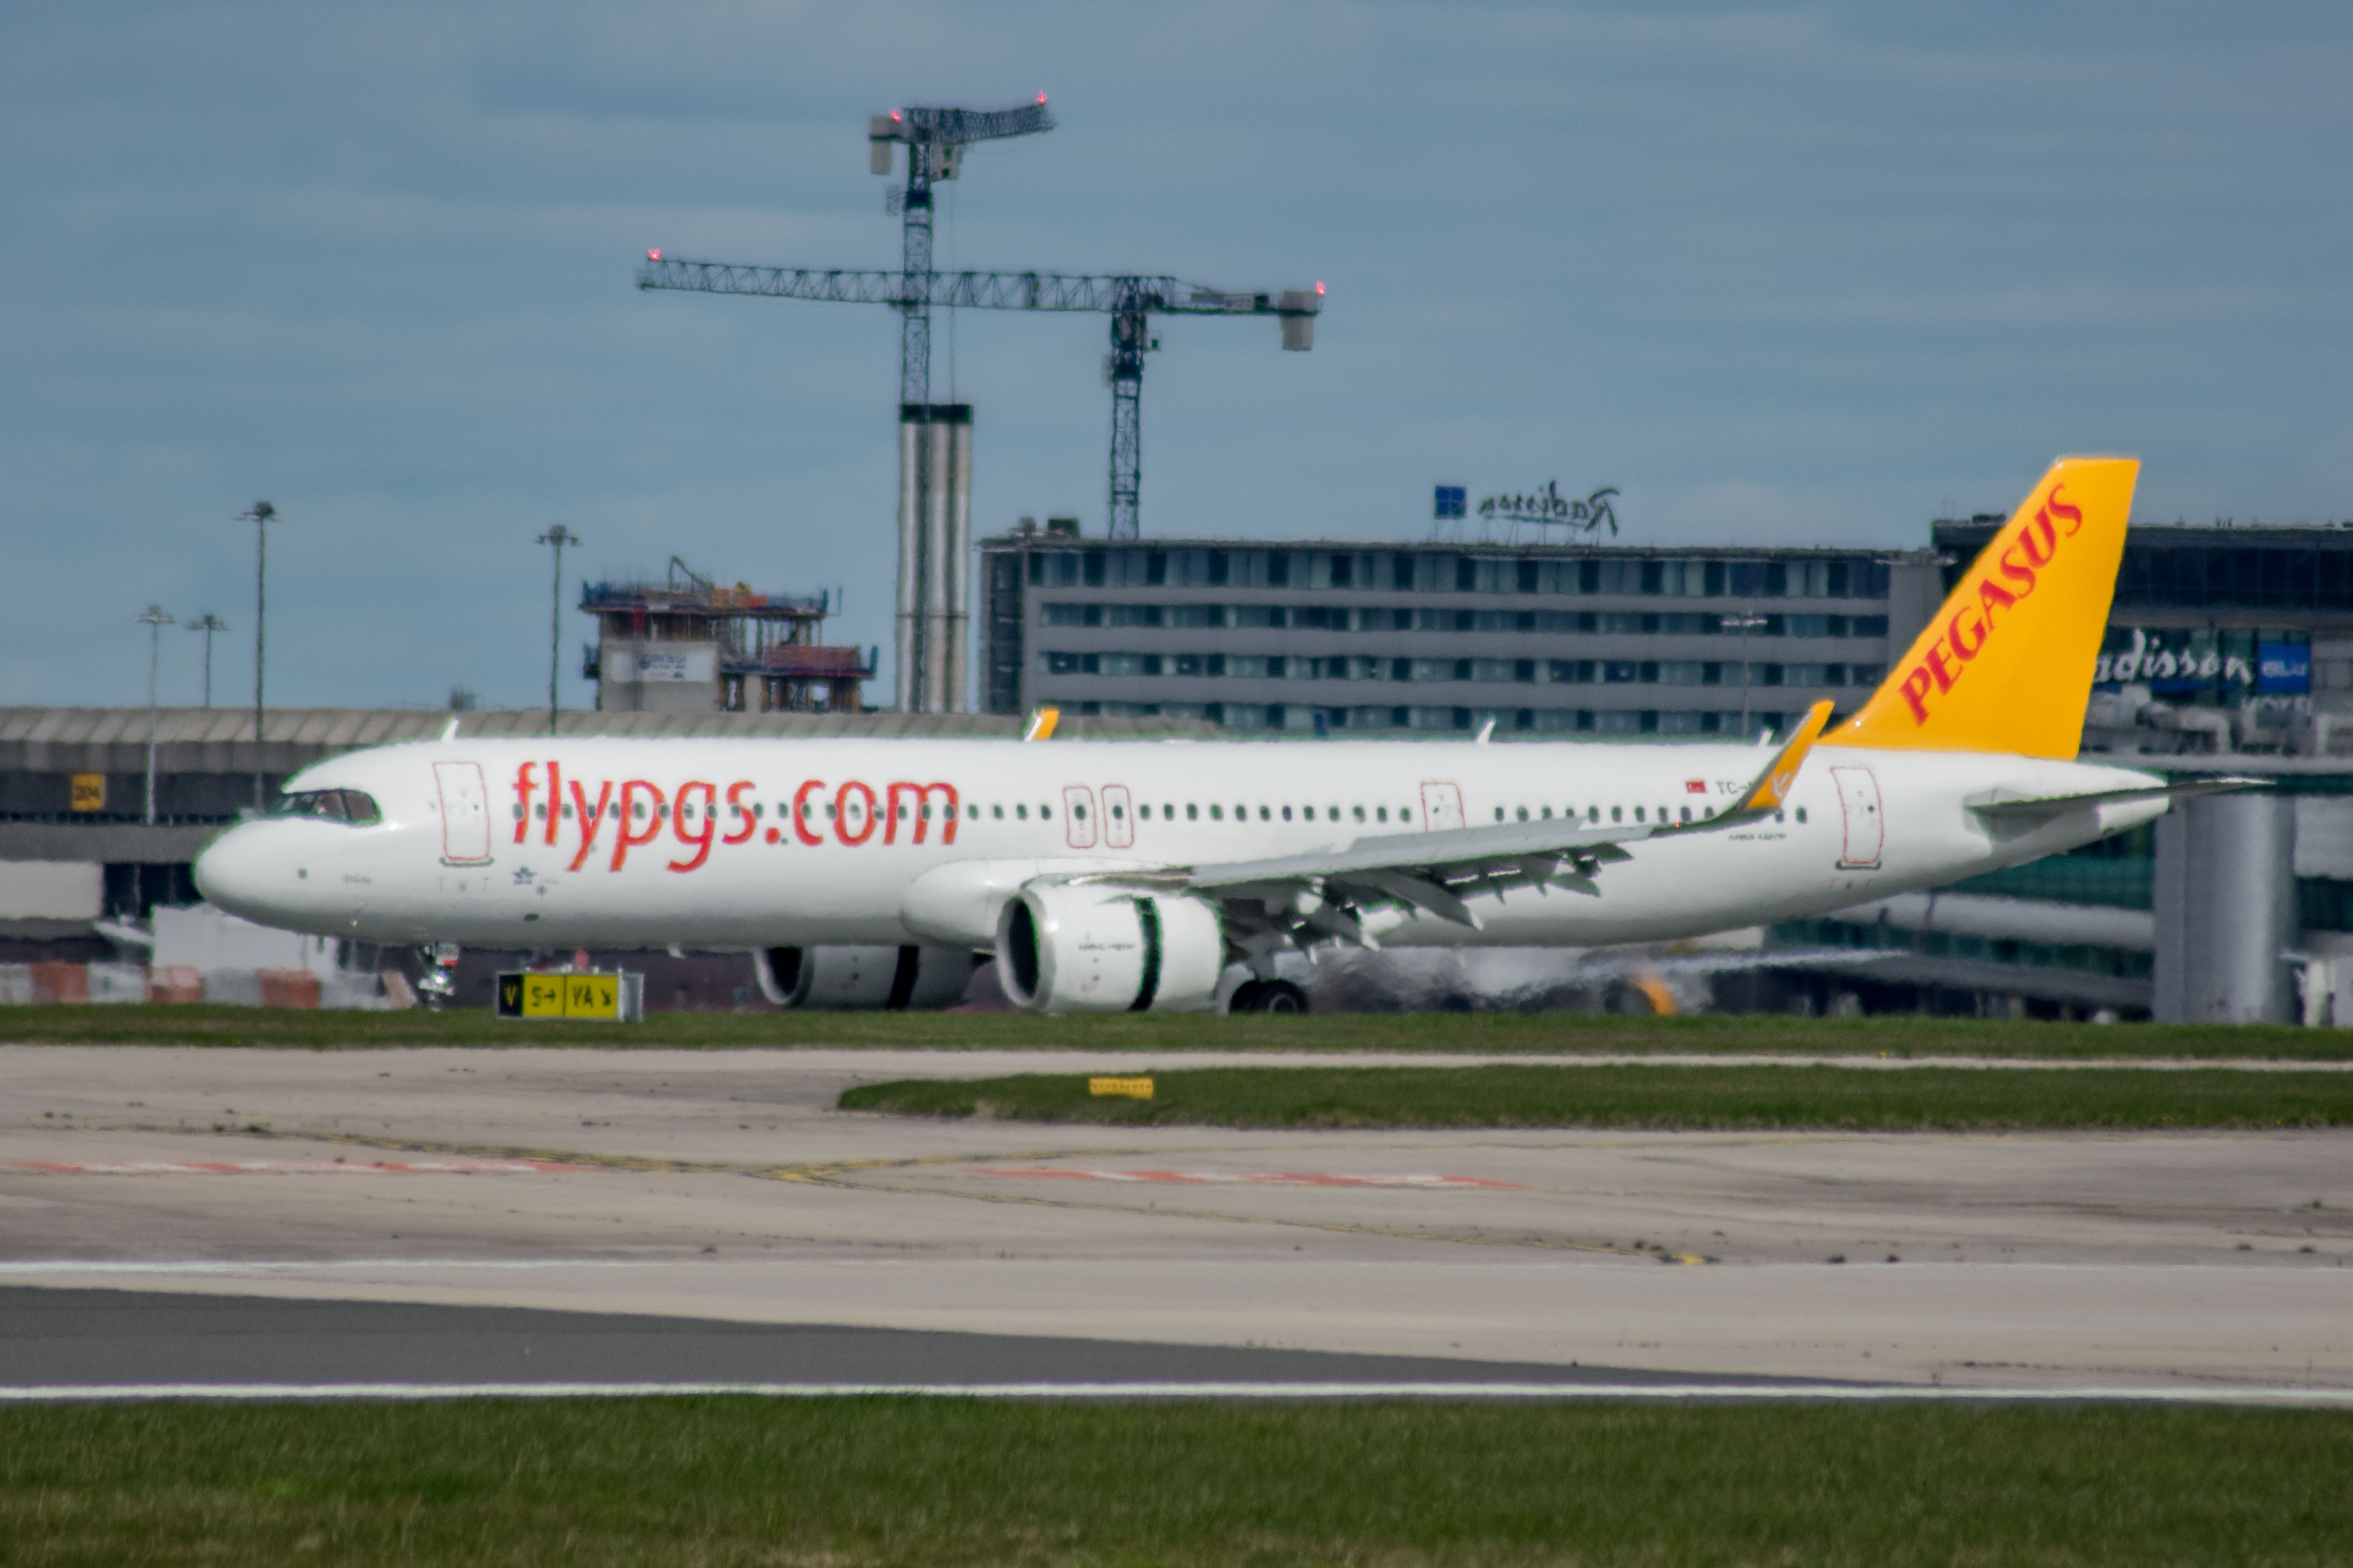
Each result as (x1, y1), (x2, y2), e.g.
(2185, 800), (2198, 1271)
(196, 457), (2235, 1013)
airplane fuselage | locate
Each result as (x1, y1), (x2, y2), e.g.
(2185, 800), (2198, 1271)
(193, 735), (2168, 952)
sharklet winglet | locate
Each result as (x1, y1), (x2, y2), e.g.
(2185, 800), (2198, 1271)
(1730, 700), (1833, 816)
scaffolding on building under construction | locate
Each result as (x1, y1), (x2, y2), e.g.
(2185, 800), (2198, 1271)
(581, 558), (875, 714)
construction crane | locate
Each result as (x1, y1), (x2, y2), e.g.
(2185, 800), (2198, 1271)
(865, 96), (1056, 408)
(635, 96), (1321, 713)
(636, 258), (1324, 540)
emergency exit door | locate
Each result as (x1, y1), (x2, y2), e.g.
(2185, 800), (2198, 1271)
(434, 761), (492, 865)
(1419, 782), (1465, 831)
(1829, 766), (1883, 869)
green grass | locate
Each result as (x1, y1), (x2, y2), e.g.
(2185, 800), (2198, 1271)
(5, 1003), (2353, 1058)
(839, 1063), (2353, 1131)
(4, 1399), (2348, 1567)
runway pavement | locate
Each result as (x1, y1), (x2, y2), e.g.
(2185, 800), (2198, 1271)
(1, 1045), (2347, 1396)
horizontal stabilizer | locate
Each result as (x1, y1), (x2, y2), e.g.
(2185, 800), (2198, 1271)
(1963, 777), (2265, 820)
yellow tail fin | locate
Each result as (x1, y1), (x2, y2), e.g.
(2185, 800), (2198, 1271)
(1836, 455), (2138, 760)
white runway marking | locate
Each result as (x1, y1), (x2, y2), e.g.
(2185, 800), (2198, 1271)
(7, 1159), (591, 1177)
(2, 1381), (2350, 1406)
(968, 1168), (1528, 1189)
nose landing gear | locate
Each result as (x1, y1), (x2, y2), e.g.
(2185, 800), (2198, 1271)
(415, 942), (462, 1009)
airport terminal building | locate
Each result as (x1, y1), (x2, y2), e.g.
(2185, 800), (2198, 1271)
(980, 528), (1945, 738)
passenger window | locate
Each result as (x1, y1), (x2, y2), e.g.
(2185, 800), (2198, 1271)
(1187, 804), (1199, 820)
(1516, 806), (1528, 822)
(533, 803), (545, 819)
(1258, 805), (1270, 821)
(1353, 805), (1366, 822)
(1610, 806), (1622, 823)
(1016, 804), (1027, 819)
(1494, 807), (1505, 823)
(1281, 806), (1292, 821)
(1775, 809), (1786, 823)
(1376, 807), (1388, 823)
(562, 804), (574, 820)
(1210, 804), (1223, 821)
(1796, 806), (1808, 824)
(994, 804), (1005, 819)
(1679, 806), (1692, 823)
(1112, 804), (1124, 820)
(1042, 805), (1053, 820)
(1634, 807), (1644, 823)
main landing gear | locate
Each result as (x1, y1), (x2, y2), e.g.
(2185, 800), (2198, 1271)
(1228, 978), (1309, 1015)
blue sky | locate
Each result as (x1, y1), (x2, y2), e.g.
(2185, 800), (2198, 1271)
(6, 2), (2348, 710)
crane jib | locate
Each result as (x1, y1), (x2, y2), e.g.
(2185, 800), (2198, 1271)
(636, 261), (1317, 320)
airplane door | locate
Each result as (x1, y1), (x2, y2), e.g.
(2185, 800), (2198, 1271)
(1062, 785), (1098, 849)
(1830, 766), (1883, 869)
(1100, 784), (1135, 849)
(434, 761), (493, 865)
(1419, 781), (1465, 832)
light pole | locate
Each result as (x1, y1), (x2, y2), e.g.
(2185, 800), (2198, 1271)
(536, 523), (579, 736)
(235, 501), (277, 810)
(186, 613), (229, 707)
(1721, 612), (1768, 738)
(136, 605), (174, 826)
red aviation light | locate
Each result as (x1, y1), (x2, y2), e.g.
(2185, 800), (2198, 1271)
(648, 248), (661, 261)
(1315, 281), (1326, 295)
(1037, 90), (1048, 103)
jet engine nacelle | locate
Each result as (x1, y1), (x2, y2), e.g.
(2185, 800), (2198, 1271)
(758, 944), (974, 1010)
(994, 884), (1225, 1014)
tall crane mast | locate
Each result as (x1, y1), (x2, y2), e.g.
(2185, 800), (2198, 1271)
(636, 260), (1324, 540)
(866, 97), (1055, 408)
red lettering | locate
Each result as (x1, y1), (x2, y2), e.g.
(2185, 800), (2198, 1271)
(1949, 607), (1986, 661)
(834, 781), (878, 847)
(566, 778), (611, 872)
(886, 782), (961, 845)
(1998, 545), (2039, 597)
(511, 762), (537, 845)
(2019, 512), (2057, 567)
(1976, 576), (2017, 628)
(611, 780), (666, 871)
(669, 780), (717, 872)
(722, 781), (759, 845)
(2047, 484), (2083, 534)
(542, 761), (563, 847)
(1900, 666), (1935, 724)
(792, 779), (827, 846)
(1923, 639), (1959, 694)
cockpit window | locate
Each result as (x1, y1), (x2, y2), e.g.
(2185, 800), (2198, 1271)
(272, 789), (381, 825)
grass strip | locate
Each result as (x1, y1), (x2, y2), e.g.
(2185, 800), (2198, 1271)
(5, 1003), (2352, 1058)
(4, 1399), (2348, 1567)
(838, 1063), (2353, 1130)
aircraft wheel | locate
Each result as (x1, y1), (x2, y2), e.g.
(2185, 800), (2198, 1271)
(1230, 978), (1309, 1015)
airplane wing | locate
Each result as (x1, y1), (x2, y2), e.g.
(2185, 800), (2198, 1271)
(1067, 701), (1834, 953)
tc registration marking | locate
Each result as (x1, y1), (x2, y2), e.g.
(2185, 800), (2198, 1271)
(10, 1160), (591, 1177)
(970, 1168), (1527, 1190)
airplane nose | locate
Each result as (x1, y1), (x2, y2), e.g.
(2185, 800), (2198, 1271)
(192, 823), (289, 925)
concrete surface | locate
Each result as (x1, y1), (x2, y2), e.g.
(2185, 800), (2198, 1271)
(0, 1046), (2346, 1393)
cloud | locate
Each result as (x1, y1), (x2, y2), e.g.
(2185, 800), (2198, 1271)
(3, 0), (2350, 705)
